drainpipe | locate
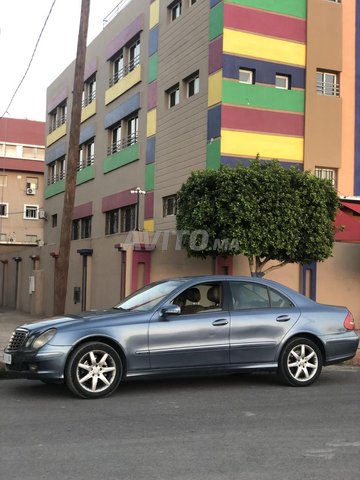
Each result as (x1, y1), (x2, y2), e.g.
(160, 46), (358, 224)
(77, 249), (93, 311)
(12, 256), (22, 308)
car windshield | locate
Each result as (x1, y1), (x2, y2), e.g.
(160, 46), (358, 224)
(114, 280), (183, 312)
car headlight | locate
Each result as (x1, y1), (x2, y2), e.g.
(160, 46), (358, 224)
(31, 329), (57, 349)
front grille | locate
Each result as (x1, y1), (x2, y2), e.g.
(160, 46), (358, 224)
(7, 329), (29, 351)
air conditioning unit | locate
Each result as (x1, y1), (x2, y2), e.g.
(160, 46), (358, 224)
(38, 210), (47, 220)
(26, 188), (36, 195)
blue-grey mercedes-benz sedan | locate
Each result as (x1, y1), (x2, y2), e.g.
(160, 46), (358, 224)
(4, 276), (359, 398)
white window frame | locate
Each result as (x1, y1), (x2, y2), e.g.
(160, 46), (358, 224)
(315, 167), (337, 187)
(0, 203), (9, 218)
(316, 71), (339, 96)
(163, 195), (178, 217)
(187, 74), (200, 98)
(24, 205), (39, 220)
(239, 69), (254, 84)
(275, 74), (290, 90)
(170, 1), (182, 21)
(168, 85), (180, 108)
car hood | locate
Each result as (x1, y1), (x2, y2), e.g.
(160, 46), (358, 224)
(18, 309), (135, 333)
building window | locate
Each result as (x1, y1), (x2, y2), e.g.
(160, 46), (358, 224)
(121, 205), (136, 232)
(109, 34), (141, 87)
(239, 69), (255, 84)
(127, 115), (139, 146)
(0, 203), (9, 217)
(105, 206), (136, 234)
(72, 216), (92, 240)
(48, 157), (66, 185)
(168, 84), (180, 108)
(187, 73), (200, 98)
(170, 1), (182, 21)
(26, 177), (38, 195)
(79, 138), (95, 171)
(315, 167), (337, 187)
(275, 74), (291, 90)
(0, 175), (7, 187)
(163, 195), (177, 217)
(107, 114), (139, 155)
(190, 0), (197, 5)
(49, 101), (67, 133)
(316, 71), (339, 96)
(24, 205), (39, 220)
(82, 75), (96, 107)
(129, 37), (141, 71)
(52, 214), (58, 228)
(25, 235), (38, 244)
(105, 209), (119, 235)
(111, 50), (124, 86)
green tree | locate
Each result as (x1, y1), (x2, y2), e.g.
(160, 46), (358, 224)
(176, 160), (340, 276)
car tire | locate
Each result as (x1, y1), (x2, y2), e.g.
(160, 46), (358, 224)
(65, 342), (123, 399)
(278, 337), (322, 387)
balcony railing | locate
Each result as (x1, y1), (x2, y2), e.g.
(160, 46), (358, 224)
(49, 115), (67, 134)
(109, 55), (140, 87)
(107, 132), (138, 156)
(77, 155), (95, 171)
(82, 92), (96, 108)
(48, 170), (65, 185)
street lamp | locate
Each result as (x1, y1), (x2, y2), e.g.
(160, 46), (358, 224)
(130, 187), (146, 231)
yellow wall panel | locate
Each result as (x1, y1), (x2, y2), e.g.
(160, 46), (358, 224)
(208, 70), (223, 107)
(147, 109), (157, 137)
(223, 29), (306, 67)
(105, 66), (141, 106)
(150, 0), (160, 29)
(46, 123), (67, 147)
(81, 100), (96, 123)
(221, 129), (304, 162)
(144, 219), (154, 232)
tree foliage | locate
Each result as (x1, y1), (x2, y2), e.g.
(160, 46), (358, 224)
(176, 160), (340, 276)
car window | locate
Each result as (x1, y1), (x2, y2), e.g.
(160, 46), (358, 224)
(114, 280), (183, 312)
(172, 282), (222, 315)
(230, 282), (270, 310)
(269, 288), (294, 308)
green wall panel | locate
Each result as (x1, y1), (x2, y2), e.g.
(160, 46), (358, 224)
(209, 2), (224, 41)
(222, 80), (305, 113)
(145, 163), (155, 191)
(103, 144), (139, 174)
(148, 53), (158, 84)
(44, 180), (65, 199)
(225, 0), (306, 19)
(207, 139), (221, 170)
(76, 166), (94, 185)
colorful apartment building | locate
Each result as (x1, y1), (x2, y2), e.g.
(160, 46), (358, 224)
(2, 0), (360, 319)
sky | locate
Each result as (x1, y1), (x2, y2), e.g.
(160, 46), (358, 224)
(0, 0), (128, 122)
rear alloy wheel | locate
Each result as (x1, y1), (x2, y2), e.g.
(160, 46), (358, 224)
(279, 337), (322, 387)
(65, 342), (122, 399)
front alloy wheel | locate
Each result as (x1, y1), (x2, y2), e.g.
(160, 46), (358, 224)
(279, 337), (322, 387)
(65, 342), (122, 399)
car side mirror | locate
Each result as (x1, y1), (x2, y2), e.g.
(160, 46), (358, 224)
(159, 304), (181, 319)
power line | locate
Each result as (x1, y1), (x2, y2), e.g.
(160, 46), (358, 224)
(0, 0), (57, 119)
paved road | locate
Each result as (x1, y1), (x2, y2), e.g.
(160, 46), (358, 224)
(0, 367), (359, 480)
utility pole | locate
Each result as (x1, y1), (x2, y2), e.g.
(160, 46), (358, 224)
(53, 0), (91, 315)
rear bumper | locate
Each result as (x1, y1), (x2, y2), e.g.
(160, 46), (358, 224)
(323, 334), (359, 365)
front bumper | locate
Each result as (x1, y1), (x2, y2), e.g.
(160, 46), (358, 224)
(4, 344), (72, 381)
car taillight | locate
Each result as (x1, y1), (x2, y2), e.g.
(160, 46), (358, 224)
(344, 312), (355, 330)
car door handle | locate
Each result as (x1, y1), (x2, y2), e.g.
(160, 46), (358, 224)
(276, 315), (291, 322)
(212, 319), (229, 326)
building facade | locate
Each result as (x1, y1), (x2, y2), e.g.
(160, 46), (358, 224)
(2, 0), (360, 320)
(0, 118), (45, 248)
